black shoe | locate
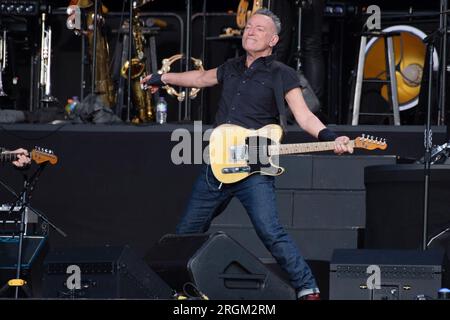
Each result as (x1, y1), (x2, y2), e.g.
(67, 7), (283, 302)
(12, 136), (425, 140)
(298, 293), (321, 300)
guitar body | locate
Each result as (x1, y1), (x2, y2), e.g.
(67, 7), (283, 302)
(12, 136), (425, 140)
(69, 0), (93, 8)
(209, 124), (388, 184)
(68, 0), (108, 13)
(251, 0), (263, 15)
(209, 124), (284, 184)
(237, 0), (264, 30)
(236, 0), (249, 29)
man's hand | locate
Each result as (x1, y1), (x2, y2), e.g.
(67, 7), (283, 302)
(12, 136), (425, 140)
(10, 148), (31, 167)
(333, 136), (354, 155)
(140, 74), (164, 94)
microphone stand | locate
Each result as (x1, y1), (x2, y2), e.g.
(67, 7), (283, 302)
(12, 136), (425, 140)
(294, 1), (304, 72)
(422, 32), (438, 250)
(438, 0), (448, 125)
(0, 163), (66, 299)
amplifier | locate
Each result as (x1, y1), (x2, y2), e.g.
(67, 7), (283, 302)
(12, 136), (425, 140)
(330, 249), (444, 300)
(0, 1), (39, 16)
(42, 245), (174, 299)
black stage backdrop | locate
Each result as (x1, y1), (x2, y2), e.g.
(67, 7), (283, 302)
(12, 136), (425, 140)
(0, 123), (447, 257)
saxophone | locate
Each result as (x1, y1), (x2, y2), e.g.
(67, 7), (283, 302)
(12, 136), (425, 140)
(85, 5), (116, 108)
(120, 13), (154, 123)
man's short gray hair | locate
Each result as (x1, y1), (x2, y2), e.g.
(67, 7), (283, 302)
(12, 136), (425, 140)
(254, 8), (282, 34)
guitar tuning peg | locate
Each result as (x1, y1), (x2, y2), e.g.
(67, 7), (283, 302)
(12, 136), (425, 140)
(362, 134), (365, 139)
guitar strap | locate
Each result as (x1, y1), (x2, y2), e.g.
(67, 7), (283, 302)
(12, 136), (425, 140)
(274, 67), (288, 133)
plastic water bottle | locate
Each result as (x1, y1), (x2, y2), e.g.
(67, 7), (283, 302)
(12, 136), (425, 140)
(156, 97), (167, 124)
(438, 288), (450, 299)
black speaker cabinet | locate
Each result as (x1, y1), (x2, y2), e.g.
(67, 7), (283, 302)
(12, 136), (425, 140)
(0, 235), (47, 270)
(42, 245), (173, 299)
(365, 164), (450, 249)
(330, 249), (444, 300)
(145, 232), (296, 300)
(0, 235), (48, 297)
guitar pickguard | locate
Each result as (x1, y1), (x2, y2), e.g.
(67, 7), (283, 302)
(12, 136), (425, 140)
(245, 135), (280, 175)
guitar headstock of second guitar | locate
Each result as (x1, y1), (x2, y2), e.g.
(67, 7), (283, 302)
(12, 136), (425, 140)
(31, 147), (58, 165)
(354, 134), (388, 150)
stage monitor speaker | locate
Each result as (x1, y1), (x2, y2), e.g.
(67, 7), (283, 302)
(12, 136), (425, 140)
(0, 235), (47, 270)
(0, 235), (48, 297)
(144, 232), (296, 300)
(330, 249), (444, 300)
(42, 245), (173, 299)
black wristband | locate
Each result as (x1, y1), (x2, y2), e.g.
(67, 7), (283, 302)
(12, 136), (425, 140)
(146, 73), (165, 87)
(318, 128), (338, 142)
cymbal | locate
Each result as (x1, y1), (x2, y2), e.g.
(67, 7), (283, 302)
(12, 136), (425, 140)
(133, 0), (155, 9)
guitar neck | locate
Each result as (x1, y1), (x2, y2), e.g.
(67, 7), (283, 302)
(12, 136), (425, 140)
(0, 153), (18, 163)
(269, 140), (355, 156)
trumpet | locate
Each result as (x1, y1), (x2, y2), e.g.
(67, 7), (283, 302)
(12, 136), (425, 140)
(0, 30), (7, 97)
(40, 13), (58, 104)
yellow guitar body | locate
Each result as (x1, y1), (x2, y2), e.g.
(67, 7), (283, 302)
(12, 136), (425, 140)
(209, 124), (284, 184)
(236, 0), (264, 30)
(209, 124), (388, 184)
(236, 0), (249, 30)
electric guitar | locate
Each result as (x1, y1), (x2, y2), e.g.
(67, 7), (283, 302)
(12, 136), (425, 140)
(236, 0), (249, 29)
(209, 124), (387, 184)
(0, 147), (58, 165)
(236, 0), (264, 30)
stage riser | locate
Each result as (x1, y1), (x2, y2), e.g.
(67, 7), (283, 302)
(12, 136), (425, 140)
(0, 124), (446, 259)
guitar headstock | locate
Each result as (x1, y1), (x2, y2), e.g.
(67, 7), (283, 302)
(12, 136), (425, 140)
(354, 134), (387, 150)
(31, 147), (58, 165)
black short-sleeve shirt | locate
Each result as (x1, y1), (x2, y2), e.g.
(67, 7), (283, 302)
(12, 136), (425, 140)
(215, 54), (301, 129)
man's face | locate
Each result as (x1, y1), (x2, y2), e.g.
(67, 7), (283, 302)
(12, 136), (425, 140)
(242, 14), (279, 54)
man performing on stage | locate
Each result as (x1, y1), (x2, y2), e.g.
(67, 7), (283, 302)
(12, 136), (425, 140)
(142, 8), (353, 300)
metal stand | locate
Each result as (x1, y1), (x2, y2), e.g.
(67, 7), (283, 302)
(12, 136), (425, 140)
(126, 0), (133, 123)
(422, 35), (436, 251)
(294, 2), (303, 72)
(0, 164), (66, 299)
(91, 0), (100, 96)
(81, 34), (87, 101)
(351, 31), (401, 126)
(199, 0), (207, 122)
(0, 177), (33, 299)
(438, 0), (448, 125)
(183, 0), (193, 122)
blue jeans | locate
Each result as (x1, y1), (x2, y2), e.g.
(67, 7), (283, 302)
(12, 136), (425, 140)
(176, 164), (319, 296)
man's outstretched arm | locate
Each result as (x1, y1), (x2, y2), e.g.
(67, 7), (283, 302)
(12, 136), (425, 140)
(142, 68), (219, 90)
(285, 87), (353, 155)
